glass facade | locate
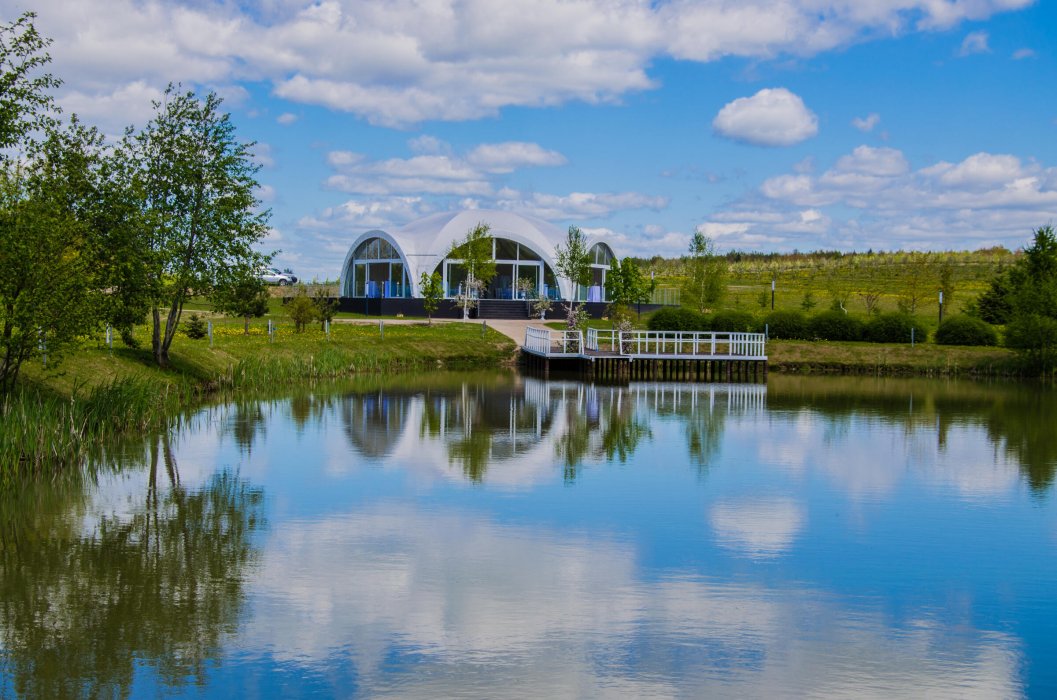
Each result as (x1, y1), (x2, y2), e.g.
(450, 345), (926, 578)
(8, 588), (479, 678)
(440, 237), (560, 300)
(344, 234), (613, 301)
(576, 243), (615, 302)
(344, 237), (411, 298)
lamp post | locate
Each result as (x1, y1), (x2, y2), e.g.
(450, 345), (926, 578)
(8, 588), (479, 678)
(938, 290), (944, 325)
(771, 279), (776, 311)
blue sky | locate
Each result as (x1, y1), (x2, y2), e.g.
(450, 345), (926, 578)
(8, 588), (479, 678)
(7, 0), (1057, 279)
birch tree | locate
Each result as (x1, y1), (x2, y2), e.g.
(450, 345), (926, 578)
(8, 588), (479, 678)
(122, 85), (269, 367)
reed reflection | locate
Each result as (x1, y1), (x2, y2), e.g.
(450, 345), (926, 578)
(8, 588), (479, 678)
(0, 433), (265, 698)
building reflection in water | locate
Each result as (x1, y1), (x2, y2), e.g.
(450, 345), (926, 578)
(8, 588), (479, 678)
(337, 378), (767, 484)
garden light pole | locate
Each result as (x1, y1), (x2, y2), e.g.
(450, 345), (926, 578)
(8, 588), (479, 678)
(938, 291), (944, 324)
(771, 279), (776, 311)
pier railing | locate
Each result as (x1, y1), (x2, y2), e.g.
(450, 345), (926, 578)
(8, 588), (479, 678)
(525, 326), (584, 356)
(586, 328), (619, 353)
(620, 331), (766, 359)
(529, 328), (766, 360)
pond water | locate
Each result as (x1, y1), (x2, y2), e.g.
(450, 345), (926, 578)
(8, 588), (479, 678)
(3, 373), (1057, 698)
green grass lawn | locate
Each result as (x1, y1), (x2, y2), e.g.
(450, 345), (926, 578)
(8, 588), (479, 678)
(21, 317), (517, 398)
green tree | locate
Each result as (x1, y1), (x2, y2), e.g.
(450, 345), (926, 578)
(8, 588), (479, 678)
(554, 225), (591, 313)
(447, 222), (495, 318)
(606, 257), (648, 307)
(1004, 226), (1057, 372)
(212, 274), (269, 334)
(856, 259), (888, 315)
(121, 84), (269, 368)
(0, 160), (100, 392)
(680, 231), (725, 313)
(286, 285), (316, 332)
(0, 12), (60, 154)
(0, 13), (97, 393)
(971, 267), (1015, 324)
(606, 256), (653, 319)
(895, 254), (934, 315)
(313, 286), (337, 330)
(419, 271), (443, 325)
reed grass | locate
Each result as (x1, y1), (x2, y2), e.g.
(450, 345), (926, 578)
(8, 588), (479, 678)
(5, 319), (516, 483)
(0, 377), (185, 484)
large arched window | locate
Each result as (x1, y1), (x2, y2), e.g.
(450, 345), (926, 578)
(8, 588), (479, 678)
(344, 237), (410, 298)
(433, 237), (561, 300)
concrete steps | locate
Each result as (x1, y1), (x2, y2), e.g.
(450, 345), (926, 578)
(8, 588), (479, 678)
(478, 299), (531, 320)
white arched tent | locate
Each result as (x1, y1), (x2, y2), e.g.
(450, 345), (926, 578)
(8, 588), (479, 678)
(339, 210), (617, 303)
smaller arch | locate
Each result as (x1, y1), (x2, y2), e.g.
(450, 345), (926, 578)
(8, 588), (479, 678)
(582, 241), (617, 303)
(339, 230), (415, 298)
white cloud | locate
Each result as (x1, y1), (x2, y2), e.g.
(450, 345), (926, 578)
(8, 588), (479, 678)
(15, 0), (1035, 127)
(496, 190), (669, 220)
(313, 139), (664, 234)
(298, 197), (435, 232)
(59, 80), (166, 132)
(321, 140), (569, 198)
(465, 142), (567, 173)
(930, 152), (1026, 188)
(276, 112), (299, 125)
(1012, 48), (1036, 60)
(700, 145), (1057, 251)
(407, 135), (452, 155)
(252, 142), (276, 168)
(257, 184), (277, 202)
(852, 113), (881, 132)
(712, 88), (818, 147)
(959, 30), (991, 57)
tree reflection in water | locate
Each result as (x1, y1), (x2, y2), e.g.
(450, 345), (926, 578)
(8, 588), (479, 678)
(334, 374), (1057, 495)
(0, 433), (265, 698)
(767, 375), (1057, 495)
(334, 379), (752, 485)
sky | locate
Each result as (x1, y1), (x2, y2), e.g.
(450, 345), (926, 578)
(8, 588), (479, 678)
(5, 0), (1057, 280)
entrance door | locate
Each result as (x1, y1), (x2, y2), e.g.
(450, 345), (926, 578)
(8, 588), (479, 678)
(513, 262), (542, 299)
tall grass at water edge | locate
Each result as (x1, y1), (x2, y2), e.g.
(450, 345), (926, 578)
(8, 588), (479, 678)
(0, 378), (188, 485)
(4, 322), (517, 482)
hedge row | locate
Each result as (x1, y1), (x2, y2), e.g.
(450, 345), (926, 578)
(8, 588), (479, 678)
(646, 308), (998, 346)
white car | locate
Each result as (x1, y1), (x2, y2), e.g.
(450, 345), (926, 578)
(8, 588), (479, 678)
(260, 267), (298, 286)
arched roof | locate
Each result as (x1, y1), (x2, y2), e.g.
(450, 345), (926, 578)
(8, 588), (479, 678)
(340, 209), (617, 298)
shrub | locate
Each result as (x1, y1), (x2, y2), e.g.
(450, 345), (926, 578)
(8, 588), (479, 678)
(287, 286), (317, 332)
(765, 310), (809, 340)
(120, 327), (141, 349)
(709, 310), (758, 333)
(863, 312), (916, 343)
(648, 307), (707, 331)
(935, 315), (998, 346)
(183, 313), (207, 339)
(1004, 313), (1057, 372)
(808, 310), (864, 341)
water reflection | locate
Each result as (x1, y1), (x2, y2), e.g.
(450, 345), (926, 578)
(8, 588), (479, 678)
(320, 374), (1057, 496)
(244, 505), (1023, 698)
(3, 373), (1056, 697)
(336, 379), (762, 486)
(0, 434), (265, 698)
(766, 375), (1057, 497)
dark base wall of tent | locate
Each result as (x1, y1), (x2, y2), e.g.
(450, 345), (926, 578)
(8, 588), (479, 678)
(333, 298), (666, 320)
